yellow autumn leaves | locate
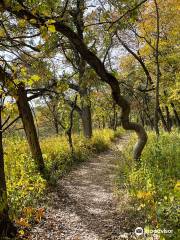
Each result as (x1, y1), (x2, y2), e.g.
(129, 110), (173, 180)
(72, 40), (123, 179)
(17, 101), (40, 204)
(12, 66), (41, 86)
(137, 191), (153, 200)
(17, 18), (56, 41)
(16, 207), (45, 235)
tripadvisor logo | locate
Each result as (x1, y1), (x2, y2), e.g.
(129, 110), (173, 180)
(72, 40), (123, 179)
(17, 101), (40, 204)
(134, 227), (173, 237)
(135, 227), (144, 236)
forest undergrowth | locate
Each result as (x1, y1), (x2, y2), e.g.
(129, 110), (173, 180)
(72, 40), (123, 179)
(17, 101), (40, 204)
(117, 130), (180, 240)
(4, 128), (123, 230)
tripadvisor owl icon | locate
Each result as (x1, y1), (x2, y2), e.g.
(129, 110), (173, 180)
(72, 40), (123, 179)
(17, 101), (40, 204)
(135, 227), (144, 236)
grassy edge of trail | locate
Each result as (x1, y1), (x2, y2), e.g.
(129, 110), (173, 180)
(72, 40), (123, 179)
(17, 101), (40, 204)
(5, 128), (124, 230)
(116, 130), (180, 240)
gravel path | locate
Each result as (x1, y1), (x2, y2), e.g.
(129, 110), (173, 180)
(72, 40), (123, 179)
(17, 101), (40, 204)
(30, 136), (142, 240)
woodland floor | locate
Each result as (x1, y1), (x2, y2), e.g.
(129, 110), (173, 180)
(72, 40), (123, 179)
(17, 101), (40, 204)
(29, 136), (145, 240)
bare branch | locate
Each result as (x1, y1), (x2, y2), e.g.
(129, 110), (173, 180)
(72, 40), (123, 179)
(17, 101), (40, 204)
(2, 116), (20, 132)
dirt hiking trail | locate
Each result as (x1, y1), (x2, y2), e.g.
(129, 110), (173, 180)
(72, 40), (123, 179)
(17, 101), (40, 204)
(30, 136), (143, 240)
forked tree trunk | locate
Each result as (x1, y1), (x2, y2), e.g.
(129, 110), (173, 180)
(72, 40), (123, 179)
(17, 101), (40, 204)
(16, 83), (45, 176)
(0, 104), (16, 238)
(66, 98), (92, 137)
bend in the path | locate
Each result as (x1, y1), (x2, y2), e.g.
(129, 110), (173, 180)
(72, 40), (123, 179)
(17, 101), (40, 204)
(30, 136), (144, 240)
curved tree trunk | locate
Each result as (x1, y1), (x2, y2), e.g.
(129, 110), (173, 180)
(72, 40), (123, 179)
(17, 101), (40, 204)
(54, 24), (148, 159)
(1, 4), (148, 159)
(16, 83), (45, 176)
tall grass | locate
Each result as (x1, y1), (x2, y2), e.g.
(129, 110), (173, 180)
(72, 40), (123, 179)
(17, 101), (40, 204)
(4, 128), (123, 220)
(117, 131), (180, 239)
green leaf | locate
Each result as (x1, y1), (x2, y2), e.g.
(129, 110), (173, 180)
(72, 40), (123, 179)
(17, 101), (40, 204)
(48, 24), (56, 33)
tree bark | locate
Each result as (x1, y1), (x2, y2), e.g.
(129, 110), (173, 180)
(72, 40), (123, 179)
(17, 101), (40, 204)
(16, 83), (45, 176)
(66, 91), (93, 138)
(81, 105), (92, 138)
(79, 87), (92, 138)
(52, 103), (59, 134)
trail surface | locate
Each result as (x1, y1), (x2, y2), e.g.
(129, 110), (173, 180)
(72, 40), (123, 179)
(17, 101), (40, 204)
(30, 136), (142, 240)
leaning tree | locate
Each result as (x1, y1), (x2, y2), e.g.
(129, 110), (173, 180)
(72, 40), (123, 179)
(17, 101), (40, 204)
(0, 0), (148, 159)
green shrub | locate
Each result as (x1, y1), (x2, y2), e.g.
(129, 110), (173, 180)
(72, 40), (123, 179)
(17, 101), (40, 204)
(117, 131), (180, 239)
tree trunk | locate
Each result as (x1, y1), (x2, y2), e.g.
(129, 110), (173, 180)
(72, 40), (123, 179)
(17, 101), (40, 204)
(102, 116), (105, 129)
(81, 105), (92, 138)
(140, 112), (145, 127)
(171, 102), (180, 127)
(66, 96), (77, 157)
(77, 115), (80, 134)
(0, 103), (16, 238)
(52, 104), (59, 135)
(112, 103), (117, 131)
(144, 109), (154, 129)
(80, 88), (92, 138)
(16, 83), (45, 176)
(154, 0), (160, 136)
(158, 107), (169, 132)
(53, 117), (59, 134)
(117, 113), (122, 127)
(165, 105), (172, 131)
